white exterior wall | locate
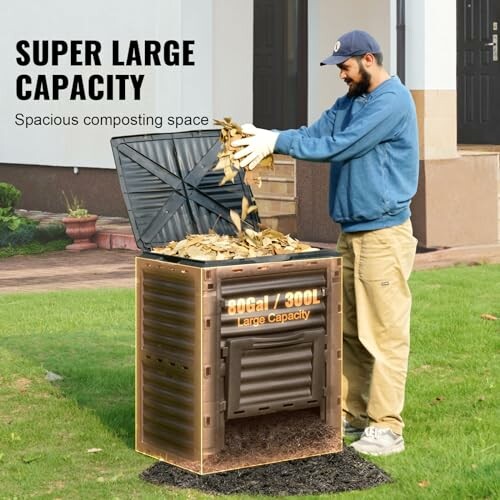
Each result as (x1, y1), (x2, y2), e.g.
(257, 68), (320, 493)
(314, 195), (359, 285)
(308, 0), (394, 124)
(213, 0), (253, 124)
(0, 0), (253, 169)
(406, 0), (456, 90)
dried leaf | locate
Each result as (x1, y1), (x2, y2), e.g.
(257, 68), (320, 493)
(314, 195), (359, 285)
(14, 378), (31, 392)
(244, 170), (255, 185)
(219, 166), (238, 186)
(241, 196), (250, 221)
(230, 210), (241, 233)
(213, 155), (230, 171)
(480, 313), (498, 321)
(418, 480), (430, 488)
(259, 155), (273, 168)
(244, 228), (258, 238)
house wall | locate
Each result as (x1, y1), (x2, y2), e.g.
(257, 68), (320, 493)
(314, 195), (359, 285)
(298, 0), (498, 247)
(0, 0), (253, 170)
(307, 0), (394, 124)
(0, 0), (253, 215)
(406, 0), (498, 246)
(298, 0), (394, 243)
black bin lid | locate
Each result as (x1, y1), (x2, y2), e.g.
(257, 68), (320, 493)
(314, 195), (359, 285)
(110, 130), (260, 252)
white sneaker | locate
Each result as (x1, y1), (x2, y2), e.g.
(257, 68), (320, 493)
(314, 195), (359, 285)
(350, 427), (405, 456)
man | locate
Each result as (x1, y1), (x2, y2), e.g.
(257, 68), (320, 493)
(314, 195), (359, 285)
(232, 30), (419, 456)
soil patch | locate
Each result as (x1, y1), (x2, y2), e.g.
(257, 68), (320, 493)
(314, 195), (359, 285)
(140, 446), (392, 496)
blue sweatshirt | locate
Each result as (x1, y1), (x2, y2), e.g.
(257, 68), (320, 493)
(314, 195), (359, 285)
(274, 76), (419, 232)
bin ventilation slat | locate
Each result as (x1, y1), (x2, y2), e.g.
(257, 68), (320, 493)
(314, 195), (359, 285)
(221, 272), (326, 295)
(140, 269), (197, 459)
(225, 327), (325, 419)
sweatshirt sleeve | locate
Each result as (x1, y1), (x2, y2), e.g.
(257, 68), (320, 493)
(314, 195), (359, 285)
(275, 91), (405, 162)
(273, 105), (337, 147)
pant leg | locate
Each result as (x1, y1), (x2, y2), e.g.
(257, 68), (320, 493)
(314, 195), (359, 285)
(354, 219), (417, 435)
(337, 231), (374, 429)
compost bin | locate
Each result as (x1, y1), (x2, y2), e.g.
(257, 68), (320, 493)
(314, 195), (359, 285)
(111, 130), (342, 474)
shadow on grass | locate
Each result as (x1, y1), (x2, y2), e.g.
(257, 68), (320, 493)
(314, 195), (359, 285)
(7, 329), (136, 449)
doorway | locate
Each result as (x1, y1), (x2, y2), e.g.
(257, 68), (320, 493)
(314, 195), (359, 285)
(253, 0), (308, 130)
(457, 0), (500, 144)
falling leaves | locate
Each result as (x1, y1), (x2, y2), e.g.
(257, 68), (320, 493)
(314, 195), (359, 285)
(149, 117), (310, 261)
(241, 196), (257, 223)
(213, 117), (275, 233)
(213, 117), (273, 187)
(152, 229), (319, 261)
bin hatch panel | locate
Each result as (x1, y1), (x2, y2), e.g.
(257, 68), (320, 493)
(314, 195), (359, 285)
(111, 130), (260, 251)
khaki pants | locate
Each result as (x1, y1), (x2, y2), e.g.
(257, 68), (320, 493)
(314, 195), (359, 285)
(337, 219), (417, 435)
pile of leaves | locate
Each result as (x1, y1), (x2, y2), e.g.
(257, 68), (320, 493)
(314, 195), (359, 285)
(152, 228), (318, 261)
(152, 118), (316, 261)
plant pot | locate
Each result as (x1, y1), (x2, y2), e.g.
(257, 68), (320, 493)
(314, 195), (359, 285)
(62, 215), (98, 251)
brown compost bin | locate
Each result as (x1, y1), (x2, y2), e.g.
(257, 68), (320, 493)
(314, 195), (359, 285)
(111, 130), (343, 474)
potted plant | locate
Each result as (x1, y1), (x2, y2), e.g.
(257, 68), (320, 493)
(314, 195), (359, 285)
(62, 192), (98, 251)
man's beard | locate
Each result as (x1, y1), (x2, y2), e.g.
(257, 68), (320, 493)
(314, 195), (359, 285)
(346, 65), (371, 98)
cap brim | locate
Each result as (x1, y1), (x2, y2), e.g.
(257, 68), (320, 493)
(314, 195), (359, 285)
(320, 54), (350, 66)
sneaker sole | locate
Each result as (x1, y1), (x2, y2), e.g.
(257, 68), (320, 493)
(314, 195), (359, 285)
(351, 441), (405, 457)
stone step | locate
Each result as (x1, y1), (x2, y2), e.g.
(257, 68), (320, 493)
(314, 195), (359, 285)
(93, 229), (139, 251)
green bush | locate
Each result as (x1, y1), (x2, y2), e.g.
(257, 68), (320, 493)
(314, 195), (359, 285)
(35, 223), (67, 243)
(0, 183), (21, 214)
(0, 217), (37, 247)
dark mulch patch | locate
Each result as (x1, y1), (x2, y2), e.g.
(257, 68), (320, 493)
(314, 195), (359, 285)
(202, 409), (342, 474)
(140, 446), (392, 496)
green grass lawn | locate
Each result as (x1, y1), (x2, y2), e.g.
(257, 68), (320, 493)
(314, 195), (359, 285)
(0, 265), (498, 499)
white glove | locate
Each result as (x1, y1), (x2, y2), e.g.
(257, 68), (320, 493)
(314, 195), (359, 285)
(232, 123), (279, 170)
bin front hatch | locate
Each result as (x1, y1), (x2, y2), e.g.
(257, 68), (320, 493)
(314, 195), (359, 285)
(111, 130), (260, 252)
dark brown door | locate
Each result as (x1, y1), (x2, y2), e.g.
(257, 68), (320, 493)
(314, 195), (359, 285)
(457, 0), (500, 144)
(253, 0), (307, 130)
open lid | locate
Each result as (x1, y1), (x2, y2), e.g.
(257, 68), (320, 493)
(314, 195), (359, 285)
(110, 130), (260, 252)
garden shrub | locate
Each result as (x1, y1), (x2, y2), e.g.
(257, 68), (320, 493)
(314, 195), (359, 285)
(35, 223), (68, 243)
(0, 183), (69, 250)
(0, 183), (21, 214)
(0, 217), (38, 247)
(0, 183), (39, 247)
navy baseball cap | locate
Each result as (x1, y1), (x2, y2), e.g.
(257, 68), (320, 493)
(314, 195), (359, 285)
(320, 30), (381, 66)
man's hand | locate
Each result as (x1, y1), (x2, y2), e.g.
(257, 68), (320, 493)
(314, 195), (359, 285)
(232, 124), (279, 170)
